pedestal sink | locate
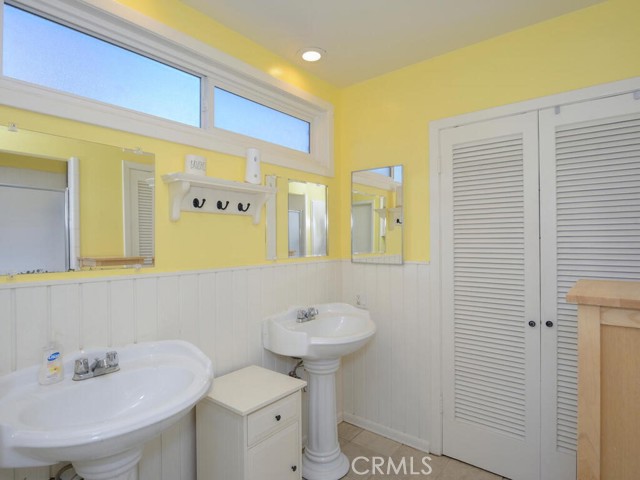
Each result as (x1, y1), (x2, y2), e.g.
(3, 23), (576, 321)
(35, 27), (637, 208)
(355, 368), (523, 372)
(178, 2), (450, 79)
(0, 340), (213, 480)
(263, 303), (376, 480)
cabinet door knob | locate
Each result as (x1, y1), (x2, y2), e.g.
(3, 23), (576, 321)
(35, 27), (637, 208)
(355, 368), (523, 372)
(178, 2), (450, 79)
(291, 465), (297, 472)
(528, 320), (536, 327)
(275, 414), (281, 421)
(546, 320), (554, 327)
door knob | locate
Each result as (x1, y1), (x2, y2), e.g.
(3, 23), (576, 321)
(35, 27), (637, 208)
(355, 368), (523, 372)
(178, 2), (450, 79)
(291, 465), (297, 472)
(275, 414), (281, 421)
(528, 320), (536, 327)
(545, 320), (554, 327)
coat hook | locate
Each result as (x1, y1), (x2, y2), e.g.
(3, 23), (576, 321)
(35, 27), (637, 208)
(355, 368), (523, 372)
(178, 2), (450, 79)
(217, 200), (229, 210)
(238, 202), (251, 212)
(193, 198), (206, 208)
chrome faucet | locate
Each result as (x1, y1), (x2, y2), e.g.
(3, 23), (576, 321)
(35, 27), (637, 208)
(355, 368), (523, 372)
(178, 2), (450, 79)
(73, 351), (120, 381)
(296, 307), (319, 323)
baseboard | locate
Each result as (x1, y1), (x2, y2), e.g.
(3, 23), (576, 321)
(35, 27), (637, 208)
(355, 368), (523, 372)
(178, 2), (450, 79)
(342, 413), (430, 453)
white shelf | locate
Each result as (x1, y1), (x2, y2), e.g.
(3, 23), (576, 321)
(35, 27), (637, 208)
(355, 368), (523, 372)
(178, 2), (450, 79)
(375, 206), (403, 230)
(162, 172), (277, 224)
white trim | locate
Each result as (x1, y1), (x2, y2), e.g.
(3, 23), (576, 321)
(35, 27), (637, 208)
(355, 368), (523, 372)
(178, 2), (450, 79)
(342, 413), (430, 453)
(430, 76), (640, 130)
(67, 156), (80, 272)
(0, 0), (334, 176)
(428, 120), (443, 455)
(352, 170), (401, 191)
(122, 161), (154, 257)
(428, 75), (640, 457)
(0, 258), (342, 289)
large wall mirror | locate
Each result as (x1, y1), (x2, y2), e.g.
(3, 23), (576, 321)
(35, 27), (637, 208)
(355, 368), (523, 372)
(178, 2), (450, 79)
(351, 165), (403, 264)
(0, 126), (155, 275)
(266, 176), (328, 259)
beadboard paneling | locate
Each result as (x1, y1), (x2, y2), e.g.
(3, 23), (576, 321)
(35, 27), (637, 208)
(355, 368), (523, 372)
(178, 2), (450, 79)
(0, 260), (429, 479)
(341, 261), (431, 452)
(0, 261), (341, 480)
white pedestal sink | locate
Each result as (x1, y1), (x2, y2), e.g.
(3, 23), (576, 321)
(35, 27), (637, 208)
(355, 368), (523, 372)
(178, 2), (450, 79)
(0, 340), (213, 480)
(263, 303), (376, 480)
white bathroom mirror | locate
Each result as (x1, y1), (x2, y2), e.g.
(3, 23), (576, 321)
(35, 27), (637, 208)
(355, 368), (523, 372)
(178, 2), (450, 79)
(351, 165), (403, 264)
(0, 126), (155, 274)
(265, 176), (328, 259)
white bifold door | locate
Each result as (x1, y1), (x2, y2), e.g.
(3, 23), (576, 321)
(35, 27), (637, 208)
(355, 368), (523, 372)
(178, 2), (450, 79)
(439, 91), (640, 480)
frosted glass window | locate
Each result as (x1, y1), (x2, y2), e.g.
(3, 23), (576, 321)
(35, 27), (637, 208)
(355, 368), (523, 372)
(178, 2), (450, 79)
(2, 4), (201, 127)
(214, 87), (311, 153)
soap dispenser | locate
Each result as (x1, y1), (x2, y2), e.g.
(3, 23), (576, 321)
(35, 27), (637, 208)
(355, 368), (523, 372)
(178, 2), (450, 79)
(38, 342), (64, 385)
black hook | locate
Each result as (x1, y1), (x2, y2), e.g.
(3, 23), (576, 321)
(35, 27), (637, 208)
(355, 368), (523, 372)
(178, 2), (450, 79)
(237, 202), (251, 212)
(192, 198), (206, 208)
(216, 200), (229, 210)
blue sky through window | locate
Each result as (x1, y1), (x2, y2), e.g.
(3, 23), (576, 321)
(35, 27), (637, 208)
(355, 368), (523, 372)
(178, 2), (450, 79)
(2, 4), (201, 127)
(214, 87), (310, 153)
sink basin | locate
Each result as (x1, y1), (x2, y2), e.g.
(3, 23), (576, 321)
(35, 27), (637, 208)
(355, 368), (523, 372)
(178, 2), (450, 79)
(263, 303), (375, 479)
(0, 340), (213, 479)
(262, 302), (376, 360)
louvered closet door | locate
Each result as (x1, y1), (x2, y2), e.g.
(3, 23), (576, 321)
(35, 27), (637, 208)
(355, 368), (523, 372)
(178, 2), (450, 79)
(440, 112), (541, 480)
(539, 92), (640, 480)
(126, 166), (155, 265)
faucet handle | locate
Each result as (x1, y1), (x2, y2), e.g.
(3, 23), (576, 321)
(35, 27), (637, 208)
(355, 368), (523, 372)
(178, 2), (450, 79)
(297, 309), (308, 320)
(106, 351), (119, 367)
(308, 307), (319, 317)
(74, 357), (90, 375)
(92, 357), (108, 371)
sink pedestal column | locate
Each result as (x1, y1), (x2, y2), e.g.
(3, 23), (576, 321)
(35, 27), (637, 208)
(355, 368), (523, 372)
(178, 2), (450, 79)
(72, 447), (143, 480)
(303, 358), (349, 480)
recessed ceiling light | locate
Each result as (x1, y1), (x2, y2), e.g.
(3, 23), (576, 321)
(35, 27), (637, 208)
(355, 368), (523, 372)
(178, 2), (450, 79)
(299, 47), (325, 62)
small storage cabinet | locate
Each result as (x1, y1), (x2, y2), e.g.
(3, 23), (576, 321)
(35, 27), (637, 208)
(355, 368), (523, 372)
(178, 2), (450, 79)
(196, 365), (306, 480)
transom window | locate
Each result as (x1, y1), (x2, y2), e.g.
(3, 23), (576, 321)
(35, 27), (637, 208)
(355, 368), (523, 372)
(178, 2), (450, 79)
(0, 0), (333, 175)
(214, 87), (311, 153)
(3, 3), (202, 127)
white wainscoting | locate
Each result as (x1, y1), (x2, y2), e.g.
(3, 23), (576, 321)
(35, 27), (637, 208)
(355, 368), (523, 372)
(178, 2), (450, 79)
(0, 260), (432, 480)
(0, 261), (341, 480)
(340, 261), (432, 453)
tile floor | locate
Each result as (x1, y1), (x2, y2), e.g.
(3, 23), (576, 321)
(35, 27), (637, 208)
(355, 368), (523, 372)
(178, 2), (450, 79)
(337, 422), (510, 480)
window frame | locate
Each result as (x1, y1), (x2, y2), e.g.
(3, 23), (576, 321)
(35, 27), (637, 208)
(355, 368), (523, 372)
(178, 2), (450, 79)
(0, 0), (334, 176)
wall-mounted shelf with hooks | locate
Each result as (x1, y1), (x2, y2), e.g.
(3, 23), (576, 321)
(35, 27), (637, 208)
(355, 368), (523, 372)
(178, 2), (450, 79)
(162, 173), (277, 224)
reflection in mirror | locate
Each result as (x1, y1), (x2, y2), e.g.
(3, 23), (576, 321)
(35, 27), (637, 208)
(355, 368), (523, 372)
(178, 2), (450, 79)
(0, 151), (73, 274)
(288, 180), (327, 257)
(265, 176), (328, 259)
(0, 127), (155, 275)
(351, 165), (403, 265)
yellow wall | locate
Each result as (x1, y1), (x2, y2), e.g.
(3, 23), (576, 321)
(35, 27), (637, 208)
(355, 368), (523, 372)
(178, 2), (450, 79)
(338, 0), (640, 261)
(0, 0), (340, 283)
(3, 0), (640, 281)
(0, 151), (66, 173)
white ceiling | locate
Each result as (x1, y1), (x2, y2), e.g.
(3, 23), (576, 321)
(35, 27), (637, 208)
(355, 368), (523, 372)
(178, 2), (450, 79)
(182, 0), (603, 87)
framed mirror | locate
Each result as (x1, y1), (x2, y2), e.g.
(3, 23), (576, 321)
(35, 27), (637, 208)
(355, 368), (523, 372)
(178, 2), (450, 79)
(0, 126), (155, 275)
(351, 166), (403, 264)
(265, 176), (328, 259)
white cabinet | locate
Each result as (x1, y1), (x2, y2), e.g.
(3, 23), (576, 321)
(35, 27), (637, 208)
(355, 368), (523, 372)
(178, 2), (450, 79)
(196, 365), (306, 480)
